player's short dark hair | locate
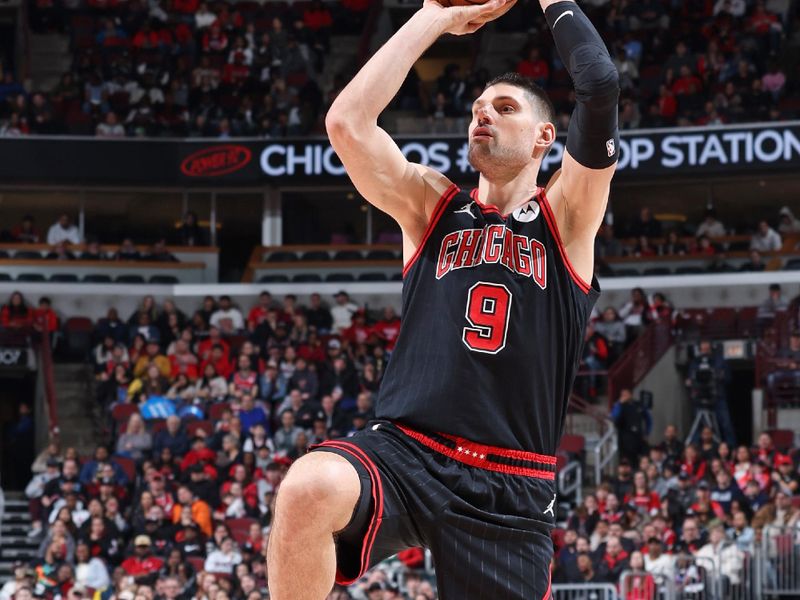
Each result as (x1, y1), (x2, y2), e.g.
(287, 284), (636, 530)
(484, 72), (556, 127)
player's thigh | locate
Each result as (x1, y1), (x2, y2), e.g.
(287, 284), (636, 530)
(275, 451), (362, 533)
(431, 520), (553, 600)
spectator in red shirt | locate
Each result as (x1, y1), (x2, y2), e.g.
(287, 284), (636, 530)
(671, 65), (703, 97)
(515, 47), (550, 87)
(247, 291), (273, 331)
(197, 326), (229, 361)
(373, 306), (401, 351)
(169, 339), (199, 380)
(120, 535), (164, 584)
(34, 296), (59, 333)
(200, 345), (233, 380)
(222, 53), (250, 87)
(202, 24), (229, 54)
(341, 310), (372, 345)
(1, 291), (34, 329)
(657, 85), (677, 122)
(625, 471), (661, 515)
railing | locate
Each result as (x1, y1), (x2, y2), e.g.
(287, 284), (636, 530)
(758, 524), (800, 598)
(566, 394), (618, 486)
(608, 320), (674, 406)
(551, 583), (618, 600)
(30, 319), (59, 451)
(558, 461), (582, 505)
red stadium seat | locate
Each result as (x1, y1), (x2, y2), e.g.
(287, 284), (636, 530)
(186, 420), (214, 438)
(150, 419), (167, 434)
(737, 306), (759, 337)
(112, 456), (137, 482)
(112, 403), (139, 424)
(558, 434), (585, 456)
(63, 316), (95, 358)
(188, 556), (205, 573)
(766, 429), (795, 452)
(209, 402), (231, 421)
(226, 517), (258, 545)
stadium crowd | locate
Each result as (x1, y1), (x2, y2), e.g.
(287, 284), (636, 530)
(0, 0), (796, 137)
(0, 281), (798, 599)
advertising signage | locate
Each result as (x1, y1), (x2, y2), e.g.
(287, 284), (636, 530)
(0, 121), (797, 187)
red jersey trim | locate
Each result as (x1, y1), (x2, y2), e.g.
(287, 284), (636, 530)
(402, 183), (460, 278)
(313, 440), (384, 586)
(469, 188), (542, 217)
(395, 423), (556, 480)
(542, 569), (552, 600)
(536, 189), (592, 295)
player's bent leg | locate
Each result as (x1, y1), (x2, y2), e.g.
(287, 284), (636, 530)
(267, 451), (362, 600)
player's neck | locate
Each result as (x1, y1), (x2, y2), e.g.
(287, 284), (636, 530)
(475, 166), (541, 214)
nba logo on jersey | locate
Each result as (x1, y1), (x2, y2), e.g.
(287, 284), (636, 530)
(512, 201), (540, 223)
(606, 138), (616, 157)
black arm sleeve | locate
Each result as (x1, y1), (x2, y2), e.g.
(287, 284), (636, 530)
(545, 1), (620, 169)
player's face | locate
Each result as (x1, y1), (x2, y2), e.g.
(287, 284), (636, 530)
(467, 84), (551, 177)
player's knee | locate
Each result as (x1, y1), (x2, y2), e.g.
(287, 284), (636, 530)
(275, 453), (360, 531)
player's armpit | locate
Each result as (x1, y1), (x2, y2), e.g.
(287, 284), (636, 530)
(326, 119), (453, 244)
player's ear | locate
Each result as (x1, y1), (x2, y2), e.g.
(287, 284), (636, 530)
(532, 121), (555, 160)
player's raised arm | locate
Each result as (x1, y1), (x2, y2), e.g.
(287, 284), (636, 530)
(325, 0), (512, 242)
(540, 0), (620, 275)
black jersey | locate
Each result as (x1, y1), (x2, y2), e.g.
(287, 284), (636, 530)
(376, 183), (600, 454)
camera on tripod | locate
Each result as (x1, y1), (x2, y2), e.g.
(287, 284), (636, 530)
(689, 357), (719, 408)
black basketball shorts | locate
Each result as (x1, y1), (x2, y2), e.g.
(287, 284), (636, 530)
(310, 419), (557, 600)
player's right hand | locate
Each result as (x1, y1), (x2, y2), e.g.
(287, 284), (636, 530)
(422, 0), (516, 36)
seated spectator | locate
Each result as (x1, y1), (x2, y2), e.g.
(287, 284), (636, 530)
(121, 535), (164, 584)
(116, 238), (141, 261)
(659, 230), (687, 255)
(750, 220), (782, 252)
(46, 213), (81, 246)
(80, 239), (106, 260)
(147, 239), (178, 262)
(1, 291), (33, 329)
(777, 206), (800, 235)
(695, 524), (744, 586)
(695, 209), (726, 238)
(45, 240), (75, 260)
(756, 283), (788, 324)
(171, 485), (213, 537)
(210, 296), (244, 333)
(11, 215), (40, 243)
(96, 111), (126, 138)
(628, 207), (662, 239)
(153, 415), (190, 457)
(331, 290), (358, 333)
(727, 510), (755, 552)
(116, 413), (152, 461)
(204, 536), (243, 574)
(644, 537), (674, 582)
(134, 339), (171, 379)
(740, 250), (766, 272)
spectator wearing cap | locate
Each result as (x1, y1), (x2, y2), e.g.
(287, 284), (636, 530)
(121, 535), (164, 584)
(772, 453), (800, 495)
(172, 485), (212, 537)
(133, 340), (171, 379)
(210, 296), (244, 333)
(751, 220), (783, 252)
(689, 480), (726, 523)
(644, 537), (675, 581)
(331, 290), (358, 333)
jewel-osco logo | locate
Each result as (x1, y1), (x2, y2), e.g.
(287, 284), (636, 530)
(181, 145), (252, 177)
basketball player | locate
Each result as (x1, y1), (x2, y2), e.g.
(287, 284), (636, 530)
(267, 0), (619, 597)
